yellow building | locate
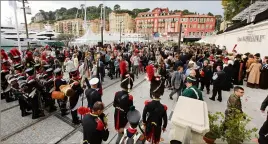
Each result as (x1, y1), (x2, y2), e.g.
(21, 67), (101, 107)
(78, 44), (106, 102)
(109, 12), (135, 33)
(54, 19), (84, 36)
(89, 19), (109, 34)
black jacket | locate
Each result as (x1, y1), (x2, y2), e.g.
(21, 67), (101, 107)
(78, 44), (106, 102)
(85, 88), (102, 109)
(82, 114), (109, 144)
(213, 71), (226, 88)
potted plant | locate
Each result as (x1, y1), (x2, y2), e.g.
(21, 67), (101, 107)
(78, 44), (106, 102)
(221, 109), (258, 144)
(203, 112), (224, 144)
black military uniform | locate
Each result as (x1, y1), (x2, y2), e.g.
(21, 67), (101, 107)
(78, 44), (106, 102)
(143, 65), (168, 143)
(85, 78), (102, 109)
(25, 67), (45, 119)
(25, 51), (36, 68)
(69, 69), (84, 124)
(34, 63), (43, 79)
(118, 107), (145, 144)
(82, 112), (109, 144)
(259, 96), (268, 144)
(1, 70), (16, 102)
(43, 68), (57, 112)
(54, 68), (69, 116)
(14, 79), (32, 117)
(113, 73), (134, 143)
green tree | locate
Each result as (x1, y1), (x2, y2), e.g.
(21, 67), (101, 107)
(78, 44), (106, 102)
(215, 15), (223, 31)
(207, 12), (214, 16)
(56, 33), (75, 47)
(222, 0), (252, 21)
(114, 4), (121, 11)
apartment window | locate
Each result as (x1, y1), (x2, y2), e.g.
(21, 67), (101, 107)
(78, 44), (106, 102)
(197, 32), (199, 35)
(189, 32), (192, 36)
(190, 18), (192, 22)
(175, 18), (179, 21)
(181, 18), (184, 22)
(206, 24), (209, 29)
(201, 24), (204, 29)
(193, 32), (195, 36)
(210, 25), (213, 29)
(189, 25), (192, 28)
(211, 18), (213, 22)
(194, 18), (196, 21)
(193, 24), (196, 28)
(198, 24), (200, 28)
(184, 24), (187, 28)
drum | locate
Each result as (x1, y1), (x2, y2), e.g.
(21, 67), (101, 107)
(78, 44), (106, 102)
(51, 91), (65, 99)
(60, 85), (75, 97)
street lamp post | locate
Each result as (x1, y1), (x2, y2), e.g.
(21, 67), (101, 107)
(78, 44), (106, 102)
(22, 0), (30, 49)
(119, 21), (123, 43)
(178, 23), (182, 52)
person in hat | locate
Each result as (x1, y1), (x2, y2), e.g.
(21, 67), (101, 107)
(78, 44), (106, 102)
(9, 48), (21, 65)
(182, 76), (203, 101)
(34, 63), (43, 79)
(82, 102), (109, 144)
(53, 68), (69, 116)
(69, 68), (84, 124)
(142, 64), (168, 144)
(2, 74), (17, 102)
(113, 71), (134, 143)
(130, 49), (140, 78)
(200, 60), (213, 94)
(233, 54), (244, 85)
(25, 50), (36, 68)
(118, 106), (145, 144)
(1, 49), (11, 71)
(85, 77), (102, 109)
(42, 68), (57, 113)
(14, 63), (25, 77)
(17, 80), (32, 117)
(25, 67), (45, 119)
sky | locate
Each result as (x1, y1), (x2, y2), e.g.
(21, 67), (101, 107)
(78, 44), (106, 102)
(1, 1), (224, 26)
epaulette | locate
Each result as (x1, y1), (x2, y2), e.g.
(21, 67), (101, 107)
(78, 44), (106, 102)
(144, 100), (151, 105)
(95, 118), (105, 131)
(129, 95), (133, 101)
(162, 104), (168, 111)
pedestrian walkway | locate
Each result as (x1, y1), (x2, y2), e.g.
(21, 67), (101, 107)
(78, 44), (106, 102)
(1, 75), (266, 143)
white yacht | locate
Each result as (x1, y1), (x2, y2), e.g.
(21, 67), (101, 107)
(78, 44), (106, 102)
(1, 24), (60, 48)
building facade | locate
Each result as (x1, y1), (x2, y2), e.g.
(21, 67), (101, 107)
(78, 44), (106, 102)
(89, 19), (109, 34)
(109, 12), (135, 33)
(54, 18), (84, 36)
(135, 8), (216, 39)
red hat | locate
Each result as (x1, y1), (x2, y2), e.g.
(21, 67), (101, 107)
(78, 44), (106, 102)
(1, 49), (9, 62)
(10, 48), (21, 58)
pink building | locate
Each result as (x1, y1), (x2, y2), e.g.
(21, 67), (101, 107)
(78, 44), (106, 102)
(135, 8), (216, 39)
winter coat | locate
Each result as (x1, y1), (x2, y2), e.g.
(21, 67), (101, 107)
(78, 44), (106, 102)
(247, 62), (262, 84)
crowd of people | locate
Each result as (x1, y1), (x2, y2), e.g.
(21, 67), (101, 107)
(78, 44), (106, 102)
(1, 41), (268, 144)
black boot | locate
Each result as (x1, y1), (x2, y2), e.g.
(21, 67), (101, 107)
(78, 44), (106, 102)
(49, 106), (57, 113)
(21, 110), (31, 117)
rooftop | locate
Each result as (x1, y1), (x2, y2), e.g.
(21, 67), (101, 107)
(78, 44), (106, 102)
(232, 1), (268, 22)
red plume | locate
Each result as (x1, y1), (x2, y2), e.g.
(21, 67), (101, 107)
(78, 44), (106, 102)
(1, 49), (8, 61)
(77, 106), (91, 116)
(10, 49), (16, 57)
(119, 60), (127, 75)
(41, 51), (47, 61)
(26, 51), (33, 59)
(146, 64), (154, 81)
(13, 48), (21, 56)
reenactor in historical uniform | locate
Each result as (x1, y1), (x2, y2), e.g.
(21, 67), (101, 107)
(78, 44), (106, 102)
(259, 95), (268, 144)
(54, 68), (69, 116)
(10, 77), (31, 117)
(182, 76), (203, 101)
(142, 64), (168, 144)
(82, 102), (109, 144)
(85, 77), (102, 109)
(25, 67), (45, 119)
(113, 65), (134, 143)
(25, 50), (36, 68)
(1, 49), (15, 102)
(118, 107), (145, 144)
(69, 68), (84, 124)
(9, 48), (21, 65)
(34, 63), (43, 79)
(43, 68), (57, 113)
(14, 64), (26, 79)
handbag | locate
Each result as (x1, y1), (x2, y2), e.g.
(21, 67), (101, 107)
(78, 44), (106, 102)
(51, 79), (65, 100)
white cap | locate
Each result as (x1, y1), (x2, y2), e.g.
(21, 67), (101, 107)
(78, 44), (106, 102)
(89, 78), (99, 85)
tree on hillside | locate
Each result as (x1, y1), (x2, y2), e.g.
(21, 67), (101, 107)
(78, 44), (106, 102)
(56, 33), (75, 47)
(207, 12), (214, 16)
(222, 0), (252, 21)
(114, 4), (121, 11)
(215, 15), (223, 31)
(174, 10), (181, 12)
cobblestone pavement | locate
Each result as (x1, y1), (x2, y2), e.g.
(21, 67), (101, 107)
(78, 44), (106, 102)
(1, 75), (267, 143)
